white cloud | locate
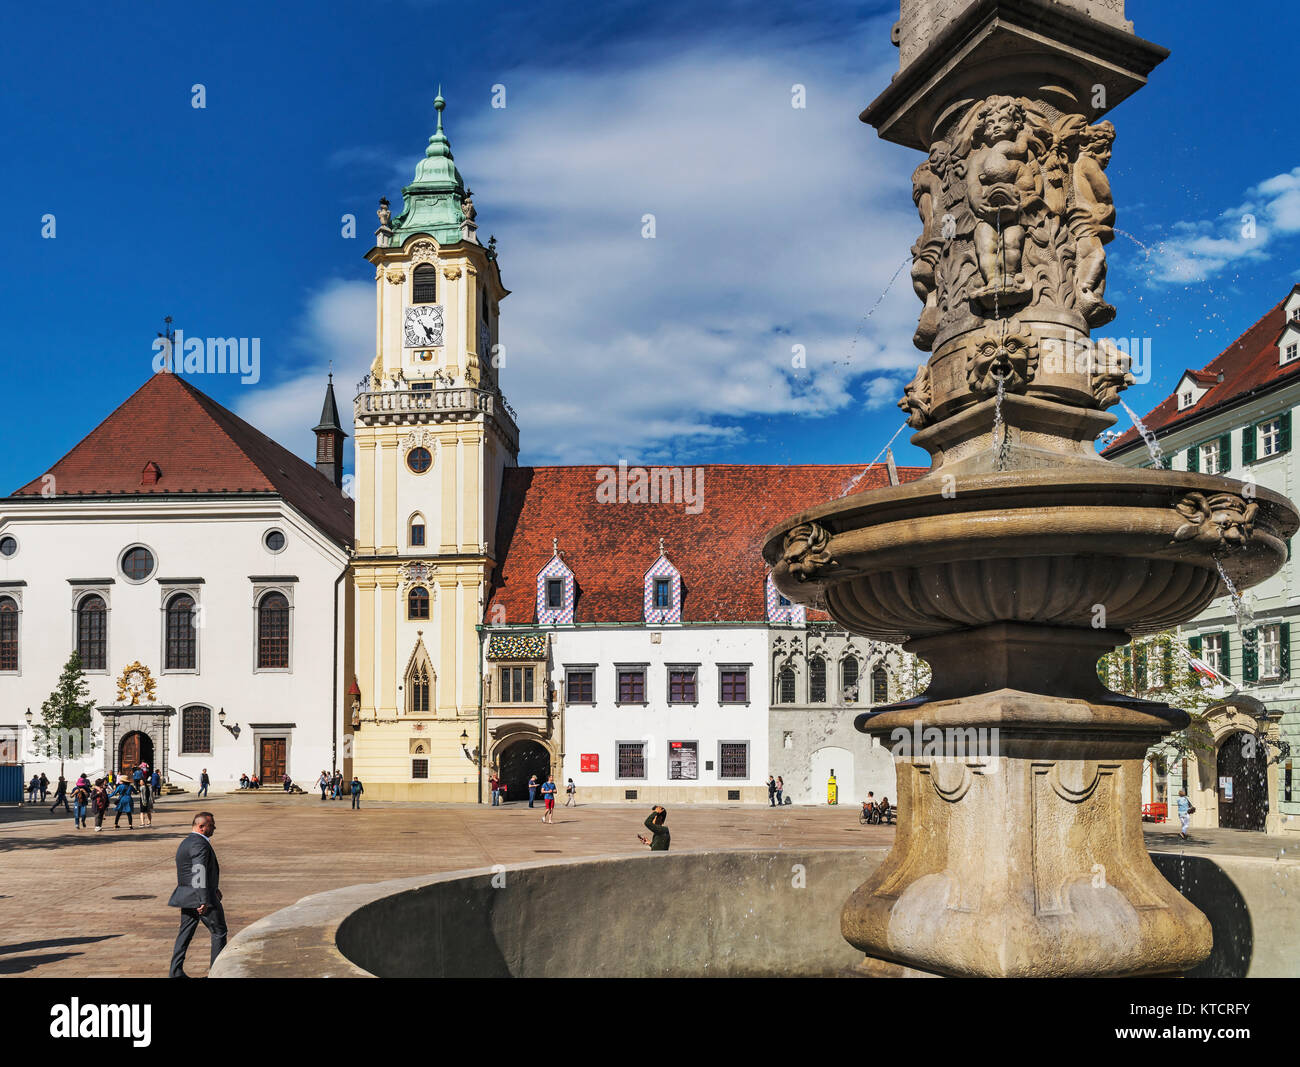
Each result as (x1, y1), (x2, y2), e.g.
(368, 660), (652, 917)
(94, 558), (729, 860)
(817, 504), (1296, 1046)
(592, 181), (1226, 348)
(1143, 166), (1300, 285)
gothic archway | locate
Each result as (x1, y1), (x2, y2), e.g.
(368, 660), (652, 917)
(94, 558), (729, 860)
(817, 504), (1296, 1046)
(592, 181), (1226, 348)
(497, 739), (550, 802)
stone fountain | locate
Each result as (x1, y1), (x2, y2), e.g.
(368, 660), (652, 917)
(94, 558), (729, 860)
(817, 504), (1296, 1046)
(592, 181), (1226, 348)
(764, 0), (1299, 978)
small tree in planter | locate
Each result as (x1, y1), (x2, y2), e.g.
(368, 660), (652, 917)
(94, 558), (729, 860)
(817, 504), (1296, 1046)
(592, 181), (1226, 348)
(37, 650), (98, 776)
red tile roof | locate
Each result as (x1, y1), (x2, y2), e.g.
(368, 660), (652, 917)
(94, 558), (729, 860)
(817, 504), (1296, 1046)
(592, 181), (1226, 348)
(486, 463), (927, 624)
(9, 372), (353, 546)
(1105, 290), (1300, 455)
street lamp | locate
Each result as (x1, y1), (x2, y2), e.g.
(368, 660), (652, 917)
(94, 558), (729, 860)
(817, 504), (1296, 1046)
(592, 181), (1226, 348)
(460, 729), (479, 762)
(218, 707), (241, 740)
(24, 707), (32, 725)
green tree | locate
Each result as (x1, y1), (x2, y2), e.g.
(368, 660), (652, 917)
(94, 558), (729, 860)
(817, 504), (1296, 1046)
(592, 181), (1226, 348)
(37, 650), (97, 775)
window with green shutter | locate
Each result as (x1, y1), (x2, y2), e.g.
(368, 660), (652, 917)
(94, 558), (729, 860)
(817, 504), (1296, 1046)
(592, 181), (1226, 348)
(1242, 421), (1257, 464)
(1243, 629), (1258, 683)
(1221, 632), (1231, 677)
(1186, 445), (1199, 473)
(1281, 410), (1293, 456)
(1134, 645), (1147, 690)
(1282, 622), (1291, 682)
(1218, 432), (1231, 472)
(1161, 641), (1173, 686)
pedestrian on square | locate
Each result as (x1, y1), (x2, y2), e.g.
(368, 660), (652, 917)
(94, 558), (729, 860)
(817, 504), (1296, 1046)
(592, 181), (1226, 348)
(111, 777), (135, 829)
(132, 765), (144, 787)
(91, 781), (109, 831)
(75, 772), (90, 792)
(775, 776), (784, 806)
(489, 774), (500, 806)
(766, 775), (776, 807)
(27, 775), (39, 802)
(167, 811), (226, 978)
(39, 773), (49, 801)
(152, 768), (161, 793)
(528, 774), (539, 807)
(1177, 789), (1192, 840)
(198, 768), (210, 798)
(50, 775), (70, 814)
(350, 775), (364, 810)
(565, 778), (576, 807)
(333, 769), (344, 799)
(282, 773), (292, 793)
(540, 775), (557, 823)
(140, 775), (155, 828)
(637, 806), (670, 851)
(71, 780), (90, 828)
(318, 770), (329, 800)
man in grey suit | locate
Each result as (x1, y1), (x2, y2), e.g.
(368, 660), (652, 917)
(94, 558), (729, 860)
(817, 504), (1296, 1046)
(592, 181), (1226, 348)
(167, 811), (227, 977)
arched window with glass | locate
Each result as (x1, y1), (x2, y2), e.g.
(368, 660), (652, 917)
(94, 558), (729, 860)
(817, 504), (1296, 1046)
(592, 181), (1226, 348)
(257, 592), (290, 670)
(409, 662), (431, 714)
(809, 656), (827, 703)
(77, 594), (107, 671)
(0, 596), (17, 671)
(777, 666), (796, 704)
(841, 657), (860, 703)
(408, 586), (430, 620)
(412, 264), (438, 304)
(871, 665), (889, 705)
(165, 593), (197, 670)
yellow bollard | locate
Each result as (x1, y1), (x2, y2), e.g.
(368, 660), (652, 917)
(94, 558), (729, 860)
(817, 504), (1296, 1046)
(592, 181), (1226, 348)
(827, 770), (838, 805)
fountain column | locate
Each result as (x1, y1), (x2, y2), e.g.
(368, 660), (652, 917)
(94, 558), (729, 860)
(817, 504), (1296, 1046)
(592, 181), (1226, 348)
(764, 0), (1299, 977)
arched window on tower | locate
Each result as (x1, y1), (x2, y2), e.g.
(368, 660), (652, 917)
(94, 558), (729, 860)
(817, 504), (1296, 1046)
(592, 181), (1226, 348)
(413, 264), (438, 304)
(408, 586), (430, 620)
(809, 656), (827, 703)
(871, 665), (889, 705)
(0, 596), (17, 671)
(777, 666), (796, 704)
(409, 661), (431, 714)
(77, 594), (107, 671)
(257, 592), (290, 669)
(841, 657), (860, 704)
(165, 593), (197, 670)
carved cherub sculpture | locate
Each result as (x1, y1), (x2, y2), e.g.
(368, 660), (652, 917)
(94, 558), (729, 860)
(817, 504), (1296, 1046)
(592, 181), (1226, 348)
(966, 96), (1040, 308)
(1068, 121), (1117, 327)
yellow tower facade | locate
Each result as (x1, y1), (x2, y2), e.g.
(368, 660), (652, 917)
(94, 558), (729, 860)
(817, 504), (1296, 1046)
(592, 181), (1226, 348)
(349, 92), (517, 800)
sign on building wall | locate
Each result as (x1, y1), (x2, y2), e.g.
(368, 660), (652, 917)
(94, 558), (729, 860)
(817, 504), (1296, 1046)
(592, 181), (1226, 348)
(580, 753), (599, 772)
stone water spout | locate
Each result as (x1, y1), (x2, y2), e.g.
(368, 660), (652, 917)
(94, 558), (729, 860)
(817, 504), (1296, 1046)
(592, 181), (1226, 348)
(763, 0), (1299, 978)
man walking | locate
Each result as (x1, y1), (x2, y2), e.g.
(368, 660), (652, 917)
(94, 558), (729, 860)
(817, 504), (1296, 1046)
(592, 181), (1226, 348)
(71, 779), (90, 828)
(1177, 788), (1193, 840)
(198, 768), (210, 798)
(167, 812), (227, 977)
(351, 774), (364, 809)
(540, 775), (557, 823)
(565, 778), (576, 807)
(766, 775), (776, 807)
(528, 774), (539, 808)
(38, 773), (49, 802)
(49, 775), (70, 814)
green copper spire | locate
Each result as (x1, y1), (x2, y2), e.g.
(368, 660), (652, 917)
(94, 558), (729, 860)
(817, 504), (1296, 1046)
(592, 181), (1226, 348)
(389, 87), (470, 247)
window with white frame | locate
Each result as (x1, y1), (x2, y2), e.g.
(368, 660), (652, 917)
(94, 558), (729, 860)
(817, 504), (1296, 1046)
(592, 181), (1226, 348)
(1202, 632), (1224, 673)
(1180, 391), (1194, 409)
(1261, 624), (1282, 678)
(1259, 419), (1282, 457)
(617, 741), (646, 779)
(1200, 440), (1221, 475)
(1285, 342), (1299, 364)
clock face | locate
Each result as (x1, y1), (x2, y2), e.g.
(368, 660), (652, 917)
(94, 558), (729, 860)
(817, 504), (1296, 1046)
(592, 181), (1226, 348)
(405, 305), (444, 348)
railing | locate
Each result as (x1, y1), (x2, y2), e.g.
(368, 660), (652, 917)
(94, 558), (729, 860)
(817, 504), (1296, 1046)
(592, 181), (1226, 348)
(354, 386), (519, 448)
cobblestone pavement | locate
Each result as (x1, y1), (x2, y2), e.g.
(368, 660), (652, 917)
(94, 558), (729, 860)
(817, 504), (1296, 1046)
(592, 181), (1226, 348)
(1, 794), (1292, 977)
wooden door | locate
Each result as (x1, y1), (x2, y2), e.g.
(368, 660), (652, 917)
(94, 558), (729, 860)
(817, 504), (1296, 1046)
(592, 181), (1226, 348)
(1218, 732), (1267, 831)
(260, 738), (286, 783)
(121, 733), (140, 774)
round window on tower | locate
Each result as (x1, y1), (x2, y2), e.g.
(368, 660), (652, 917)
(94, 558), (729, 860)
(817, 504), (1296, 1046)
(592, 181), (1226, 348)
(264, 529), (287, 553)
(0, 535), (17, 558)
(407, 447), (433, 474)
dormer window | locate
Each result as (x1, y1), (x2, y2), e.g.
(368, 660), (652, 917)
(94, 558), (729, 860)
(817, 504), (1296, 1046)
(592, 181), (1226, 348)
(653, 578), (672, 609)
(537, 551), (575, 624)
(546, 579), (564, 610)
(643, 552), (681, 624)
(412, 264), (438, 304)
(766, 572), (805, 624)
(1285, 342), (1299, 365)
(1179, 391), (1194, 410)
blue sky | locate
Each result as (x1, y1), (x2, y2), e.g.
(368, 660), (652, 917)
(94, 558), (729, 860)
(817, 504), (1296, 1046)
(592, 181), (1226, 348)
(2, 0), (1298, 492)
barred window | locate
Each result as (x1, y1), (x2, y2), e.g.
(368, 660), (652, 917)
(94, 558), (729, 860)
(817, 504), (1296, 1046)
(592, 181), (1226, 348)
(777, 667), (796, 704)
(566, 670), (593, 704)
(719, 742), (749, 779)
(841, 657), (859, 703)
(165, 593), (196, 670)
(809, 656), (827, 703)
(408, 586), (430, 620)
(180, 706), (211, 754)
(412, 758), (429, 779)
(500, 666), (535, 703)
(618, 669), (646, 703)
(0, 596), (17, 671)
(719, 668), (748, 704)
(617, 742), (646, 779)
(412, 264), (438, 304)
(257, 592), (290, 669)
(871, 665), (889, 704)
(668, 668), (697, 703)
(77, 594), (107, 671)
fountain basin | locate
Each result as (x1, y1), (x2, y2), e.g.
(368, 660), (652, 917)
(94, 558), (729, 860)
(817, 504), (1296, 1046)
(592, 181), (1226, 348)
(207, 846), (1300, 978)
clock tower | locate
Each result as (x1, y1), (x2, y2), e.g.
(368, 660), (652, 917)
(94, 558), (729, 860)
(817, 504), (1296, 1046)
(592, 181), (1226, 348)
(350, 90), (518, 800)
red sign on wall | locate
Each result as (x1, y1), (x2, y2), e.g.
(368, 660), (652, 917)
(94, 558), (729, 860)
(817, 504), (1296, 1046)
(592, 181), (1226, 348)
(580, 753), (599, 772)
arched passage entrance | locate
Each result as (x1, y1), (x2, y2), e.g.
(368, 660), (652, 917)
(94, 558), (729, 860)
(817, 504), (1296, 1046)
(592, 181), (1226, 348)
(1217, 731), (1268, 831)
(498, 739), (550, 803)
(119, 731), (154, 775)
